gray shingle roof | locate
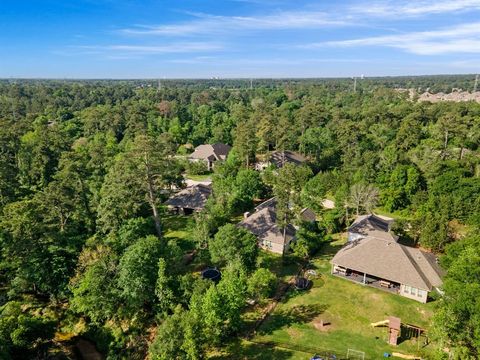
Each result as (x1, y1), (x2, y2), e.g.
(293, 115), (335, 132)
(165, 184), (212, 210)
(270, 151), (306, 168)
(331, 237), (444, 290)
(189, 143), (231, 161)
(349, 214), (392, 233)
(239, 198), (296, 246)
(349, 214), (397, 242)
(300, 208), (317, 222)
(254, 197), (316, 223)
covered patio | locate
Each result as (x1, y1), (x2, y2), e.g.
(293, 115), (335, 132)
(332, 265), (400, 294)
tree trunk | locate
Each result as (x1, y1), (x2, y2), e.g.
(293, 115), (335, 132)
(441, 130), (449, 160)
(78, 177), (95, 232)
(150, 199), (162, 238)
(145, 153), (162, 238)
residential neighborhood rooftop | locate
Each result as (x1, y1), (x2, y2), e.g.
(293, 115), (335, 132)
(165, 184), (212, 211)
(239, 205), (296, 246)
(348, 214), (398, 242)
(270, 150), (307, 168)
(331, 236), (444, 291)
(189, 143), (231, 161)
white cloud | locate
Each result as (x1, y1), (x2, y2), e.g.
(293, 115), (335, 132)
(57, 42), (223, 58)
(120, 1), (480, 39)
(304, 22), (480, 55)
(352, 0), (480, 17)
(120, 10), (346, 36)
(106, 43), (222, 53)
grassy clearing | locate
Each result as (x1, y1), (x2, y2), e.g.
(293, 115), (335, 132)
(374, 207), (414, 222)
(256, 251), (301, 282)
(163, 214), (196, 252)
(224, 236), (438, 359)
(185, 173), (212, 182)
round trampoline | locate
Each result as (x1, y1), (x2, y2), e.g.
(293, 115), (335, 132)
(201, 267), (221, 282)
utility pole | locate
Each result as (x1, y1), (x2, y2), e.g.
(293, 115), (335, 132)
(474, 74), (479, 92)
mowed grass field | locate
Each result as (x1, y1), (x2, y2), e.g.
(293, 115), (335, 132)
(220, 239), (438, 360)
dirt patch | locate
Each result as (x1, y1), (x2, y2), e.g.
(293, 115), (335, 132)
(312, 315), (334, 332)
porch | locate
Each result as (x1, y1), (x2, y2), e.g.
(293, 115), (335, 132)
(332, 265), (400, 295)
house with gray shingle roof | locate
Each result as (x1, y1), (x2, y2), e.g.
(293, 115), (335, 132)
(255, 150), (307, 171)
(188, 143), (231, 170)
(239, 197), (316, 254)
(347, 214), (398, 242)
(331, 215), (444, 303)
(165, 184), (212, 214)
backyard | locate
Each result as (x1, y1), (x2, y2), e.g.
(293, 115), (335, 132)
(217, 238), (438, 359)
(163, 214), (439, 359)
(163, 213), (196, 252)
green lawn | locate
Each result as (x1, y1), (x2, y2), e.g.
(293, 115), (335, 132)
(185, 173), (212, 182)
(224, 238), (438, 360)
(163, 214), (196, 252)
(256, 251), (301, 282)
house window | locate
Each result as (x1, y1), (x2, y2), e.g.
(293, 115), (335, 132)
(410, 287), (417, 296)
(417, 290), (424, 298)
(404, 285), (411, 293)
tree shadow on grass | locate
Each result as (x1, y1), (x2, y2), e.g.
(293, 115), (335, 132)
(281, 277), (325, 302)
(257, 251), (301, 278)
(258, 303), (328, 335)
(212, 340), (298, 360)
(316, 242), (344, 260)
(397, 324), (426, 346)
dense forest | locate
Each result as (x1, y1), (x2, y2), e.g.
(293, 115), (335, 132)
(0, 77), (479, 359)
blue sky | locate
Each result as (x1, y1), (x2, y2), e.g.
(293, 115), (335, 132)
(1, 0), (480, 78)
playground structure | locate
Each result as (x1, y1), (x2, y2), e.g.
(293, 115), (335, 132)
(371, 316), (401, 345)
(371, 316), (427, 349)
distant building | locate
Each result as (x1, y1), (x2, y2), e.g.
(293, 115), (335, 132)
(255, 150), (307, 170)
(270, 150), (307, 168)
(188, 143), (231, 170)
(165, 184), (212, 214)
(238, 197), (315, 254)
(331, 214), (444, 303)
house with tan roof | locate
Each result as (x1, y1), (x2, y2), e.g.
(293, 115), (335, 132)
(188, 143), (231, 170)
(331, 214), (444, 303)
